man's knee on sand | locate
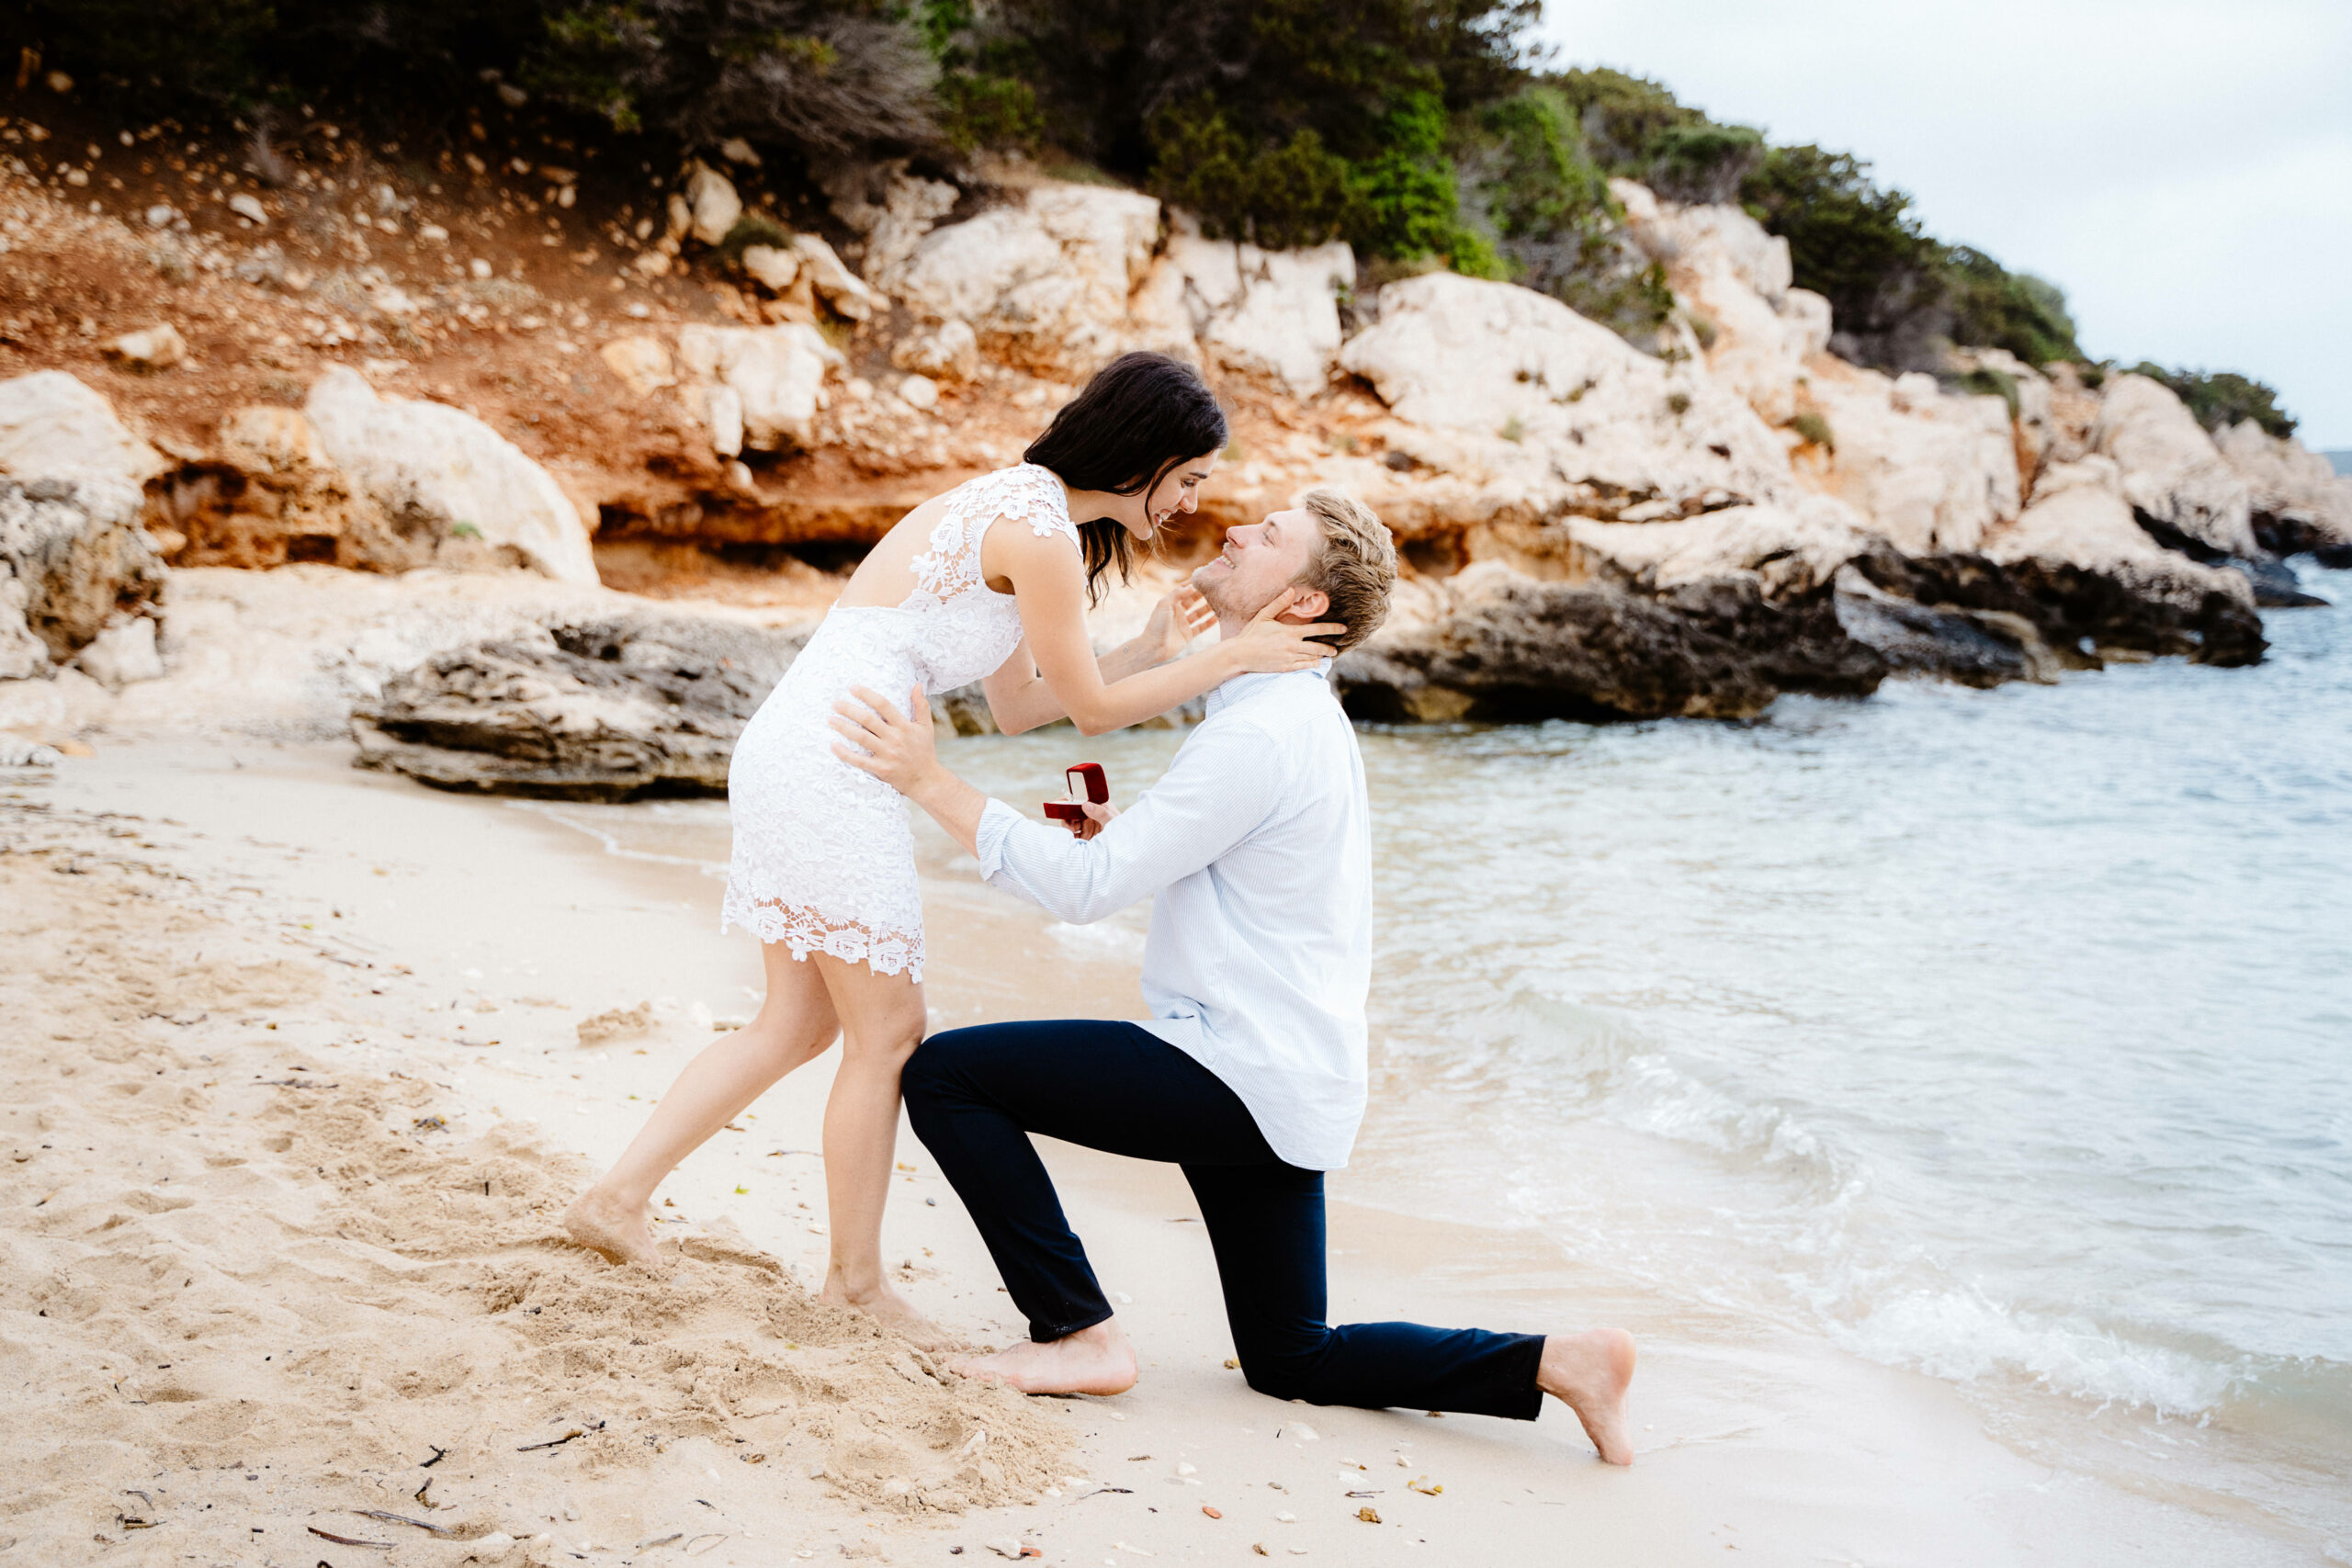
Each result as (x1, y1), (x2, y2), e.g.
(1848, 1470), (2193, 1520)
(1230, 1325), (1340, 1404)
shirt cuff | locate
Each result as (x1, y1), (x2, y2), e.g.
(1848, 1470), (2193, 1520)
(974, 797), (1024, 881)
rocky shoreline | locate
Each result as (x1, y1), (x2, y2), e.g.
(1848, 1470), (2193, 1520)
(6, 137), (2349, 795)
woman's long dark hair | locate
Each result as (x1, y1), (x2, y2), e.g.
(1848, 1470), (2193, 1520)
(1024, 352), (1228, 605)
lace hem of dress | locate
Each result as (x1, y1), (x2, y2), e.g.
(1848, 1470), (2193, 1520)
(721, 893), (924, 983)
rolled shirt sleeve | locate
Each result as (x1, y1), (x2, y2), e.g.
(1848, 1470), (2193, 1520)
(972, 716), (1288, 926)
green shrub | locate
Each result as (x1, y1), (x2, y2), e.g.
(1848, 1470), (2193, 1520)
(1646, 120), (1763, 204)
(535, 2), (941, 161)
(1790, 411), (1835, 451)
(1149, 106), (1358, 250)
(1940, 247), (2080, 367)
(1548, 66), (1701, 174)
(2129, 365), (2298, 439)
(1463, 85), (1611, 241)
(1666, 390), (1690, 416)
(1741, 143), (1944, 367)
(1955, 366), (2021, 420)
(937, 71), (1043, 152)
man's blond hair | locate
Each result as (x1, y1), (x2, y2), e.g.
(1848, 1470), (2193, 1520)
(1295, 489), (1396, 655)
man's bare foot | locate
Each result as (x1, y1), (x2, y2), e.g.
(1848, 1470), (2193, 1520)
(953, 1318), (1137, 1396)
(820, 1269), (954, 1350)
(563, 1188), (662, 1268)
(1536, 1327), (1637, 1465)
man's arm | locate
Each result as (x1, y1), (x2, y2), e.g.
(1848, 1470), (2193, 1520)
(832, 683), (1281, 925)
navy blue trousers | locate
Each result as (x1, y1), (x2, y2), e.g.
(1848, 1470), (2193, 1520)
(901, 1020), (1545, 1421)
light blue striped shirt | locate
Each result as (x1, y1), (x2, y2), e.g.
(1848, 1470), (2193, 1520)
(972, 666), (1372, 1169)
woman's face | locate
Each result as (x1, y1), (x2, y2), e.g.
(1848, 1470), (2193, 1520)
(1113, 450), (1222, 540)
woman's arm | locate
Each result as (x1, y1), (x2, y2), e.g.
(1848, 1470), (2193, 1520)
(992, 525), (1337, 737)
(981, 584), (1217, 736)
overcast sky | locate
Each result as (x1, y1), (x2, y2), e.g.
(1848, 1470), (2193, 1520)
(1535, 0), (2352, 448)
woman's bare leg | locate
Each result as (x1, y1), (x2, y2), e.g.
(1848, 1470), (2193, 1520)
(808, 952), (936, 1337)
(565, 942), (839, 1266)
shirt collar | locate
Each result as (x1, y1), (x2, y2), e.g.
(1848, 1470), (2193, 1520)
(1205, 660), (1335, 716)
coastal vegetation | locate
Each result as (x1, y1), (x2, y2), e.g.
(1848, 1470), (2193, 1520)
(0, 0), (2298, 419)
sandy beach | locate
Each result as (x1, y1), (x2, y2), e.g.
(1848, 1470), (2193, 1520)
(5, 727), (2324, 1568)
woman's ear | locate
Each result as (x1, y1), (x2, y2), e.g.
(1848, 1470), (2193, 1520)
(1279, 586), (1331, 623)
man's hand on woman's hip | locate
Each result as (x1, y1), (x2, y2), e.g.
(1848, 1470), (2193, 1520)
(831, 682), (989, 857)
(832, 683), (939, 795)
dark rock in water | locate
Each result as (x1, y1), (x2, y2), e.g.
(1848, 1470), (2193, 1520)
(2225, 555), (2328, 608)
(351, 613), (808, 800)
(1335, 569), (1883, 723)
(2251, 510), (2352, 570)
(1832, 567), (2052, 688)
(1852, 544), (2266, 669)
(2132, 509), (2324, 608)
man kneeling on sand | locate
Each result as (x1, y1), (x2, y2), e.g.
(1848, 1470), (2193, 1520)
(831, 489), (1635, 1464)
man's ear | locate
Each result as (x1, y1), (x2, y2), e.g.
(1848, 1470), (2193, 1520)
(1276, 585), (1330, 624)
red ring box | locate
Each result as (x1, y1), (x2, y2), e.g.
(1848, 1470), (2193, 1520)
(1042, 762), (1109, 823)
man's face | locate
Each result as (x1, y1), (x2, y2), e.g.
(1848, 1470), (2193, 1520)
(1192, 507), (1325, 623)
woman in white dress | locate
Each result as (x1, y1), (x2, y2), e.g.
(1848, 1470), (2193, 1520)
(564, 355), (1337, 1332)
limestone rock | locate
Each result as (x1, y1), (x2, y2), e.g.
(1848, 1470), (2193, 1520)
(1805, 361), (2020, 553)
(74, 614), (164, 687)
(1614, 179), (1792, 303)
(2090, 373), (2259, 558)
(0, 370), (169, 489)
(304, 369), (600, 583)
(704, 384), (745, 459)
(104, 322), (188, 372)
(675, 322), (844, 454)
(155, 405), (436, 573)
(741, 242), (801, 293)
(891, 318), (980, 383)
(0, 573), (46, 680)
(1335, 558), (1883, 722)
(2212, 420), (2352, 564)
(0, 475), (167, 664)
(897, 374), (940, 412)
(350, 612), (809, 799)
(684, 161), (742, 247)
(882, 183), (1168, 376)
(1559, 500), (2063, 690)
(827, 163), (962, 280)
(599, 335), (676, 398)
(1974, 457), (2264, 664)
(792, 233), (880, 321)
(1338, 271), (1797, 515)
(1831, 559), (2058, 689)
(1164, 226), (1355, 397)
(1615, 180), (1827, 425)
(1563, 500), (1871, 597)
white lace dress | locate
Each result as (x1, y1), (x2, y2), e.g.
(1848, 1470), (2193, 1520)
(721, 464), (1079, 981)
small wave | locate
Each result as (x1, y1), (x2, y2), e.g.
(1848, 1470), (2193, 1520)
(1487, 990), (1852, 1199)
(1831, 1287), (2238, 1416)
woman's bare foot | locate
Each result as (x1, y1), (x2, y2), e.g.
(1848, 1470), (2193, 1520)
(1536, 1327), (1637, 1465)
(821, 1268), (954, 1349)
(563, 1188), (662, 1268)
(953, 1319), (1137, 1396)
